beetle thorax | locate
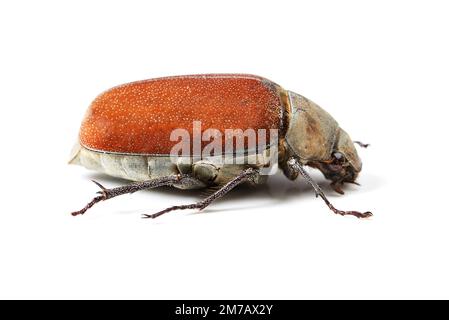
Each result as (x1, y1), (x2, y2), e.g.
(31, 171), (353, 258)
(284, 91), (339, 162)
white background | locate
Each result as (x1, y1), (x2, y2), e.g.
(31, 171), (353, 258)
(0, 0), (448, 299)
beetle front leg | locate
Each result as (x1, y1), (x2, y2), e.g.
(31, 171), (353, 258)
(71, 174), (197, 216)
(287, 158), (372, 219)
(143, 167), (258, 219)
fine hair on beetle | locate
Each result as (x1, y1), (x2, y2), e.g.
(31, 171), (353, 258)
(170, 121), (279, 176)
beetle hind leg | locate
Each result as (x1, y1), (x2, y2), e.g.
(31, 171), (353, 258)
(143, 167), (258, 219)
(71, 174), (200, 216)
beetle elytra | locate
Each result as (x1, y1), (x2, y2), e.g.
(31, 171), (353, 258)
(70, 74), (372, 219)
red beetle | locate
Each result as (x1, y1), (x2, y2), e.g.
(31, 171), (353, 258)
(70, 74), (371, 219)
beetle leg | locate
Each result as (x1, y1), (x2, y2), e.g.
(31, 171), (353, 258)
(142, 167), (258, 219)
(287, 158), (372, 219)
(71, 174), (194, 216)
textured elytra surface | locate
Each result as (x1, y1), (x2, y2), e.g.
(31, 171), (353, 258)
(79, 74), (284, 155)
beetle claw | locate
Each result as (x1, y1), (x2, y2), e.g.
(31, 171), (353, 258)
(353, 211), (373, 218)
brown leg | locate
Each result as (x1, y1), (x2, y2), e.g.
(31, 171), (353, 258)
(143, 167), (258, 219)
(287, 158), (372, 219)
(71, 174), (196, 216)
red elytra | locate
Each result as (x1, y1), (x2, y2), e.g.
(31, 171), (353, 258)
(79, 74), (286, 155)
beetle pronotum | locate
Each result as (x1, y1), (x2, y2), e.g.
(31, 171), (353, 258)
(70, 74), (372, 219)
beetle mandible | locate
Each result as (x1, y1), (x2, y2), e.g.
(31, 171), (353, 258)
(70, 74), (372, 219)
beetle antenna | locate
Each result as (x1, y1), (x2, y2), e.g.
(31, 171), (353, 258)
(353, 141), (370, 148)
(287, 158), (372, 219)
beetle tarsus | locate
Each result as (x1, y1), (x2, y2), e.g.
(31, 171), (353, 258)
(71, 195), (105, 216)
(142, 203), (203, 219)
(71, 175), (192, 217)
(329, 205), (373, 219)
(353, 141), (370, 148)
(321, 193), (372, 219)
(71, 181), (110, 215)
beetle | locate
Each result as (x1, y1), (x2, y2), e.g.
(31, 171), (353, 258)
(70, 74), (372, 219)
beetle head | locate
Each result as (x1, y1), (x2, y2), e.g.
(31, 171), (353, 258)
(284, 92), (362, 193)
(308, 129), (362, 194)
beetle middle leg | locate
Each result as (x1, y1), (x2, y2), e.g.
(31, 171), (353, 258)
(287, 157), (372, 219)
(142, 167), (258, 219)
(71, 174), (201, 216)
